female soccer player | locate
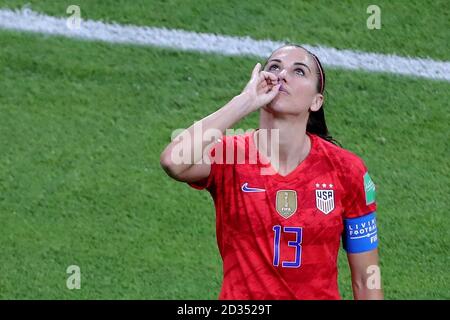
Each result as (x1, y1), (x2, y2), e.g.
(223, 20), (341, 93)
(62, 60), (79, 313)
(160, 44), (383, 300)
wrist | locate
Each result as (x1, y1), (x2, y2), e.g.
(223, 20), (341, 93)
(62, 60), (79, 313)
(232, 92), (254, 116)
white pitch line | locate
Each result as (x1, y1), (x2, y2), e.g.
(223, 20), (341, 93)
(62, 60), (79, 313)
(0, 8), (449, 81)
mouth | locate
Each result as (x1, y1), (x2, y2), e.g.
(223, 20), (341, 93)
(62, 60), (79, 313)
(278, 84), (289, 94)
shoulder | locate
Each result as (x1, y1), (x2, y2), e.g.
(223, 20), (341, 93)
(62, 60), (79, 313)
(312, 134), (369, 176)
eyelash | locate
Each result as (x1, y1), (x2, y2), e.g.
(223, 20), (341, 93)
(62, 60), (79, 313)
(294, 68), (305, 76)
(268, 64), (305, 76)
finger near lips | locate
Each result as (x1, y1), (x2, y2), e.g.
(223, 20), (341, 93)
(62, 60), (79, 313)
(259, 78), (273, 88)
(256, 69), (280, 93)
(258, 85), (276, 96)
(260, 74), (278, 87)
(258, 82), (279, 95)
(258, 83), (269, 93)
(261, 71), (278, 81)
(265, 79), (277, 88)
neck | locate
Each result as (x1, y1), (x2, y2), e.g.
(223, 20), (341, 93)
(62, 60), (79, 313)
(256, 108), (311, 175)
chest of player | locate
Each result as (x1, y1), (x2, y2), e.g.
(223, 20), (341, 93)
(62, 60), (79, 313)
(220, 164), (345, 232)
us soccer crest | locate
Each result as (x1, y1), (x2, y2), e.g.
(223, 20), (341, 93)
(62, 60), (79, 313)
(276, 190), (297, 219)
(315, 184), (335, 215)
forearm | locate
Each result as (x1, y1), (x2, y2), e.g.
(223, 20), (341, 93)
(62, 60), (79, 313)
(352, 281), (384, 300)
(160, 93), (253, 175)
(348, 250), (383, 300)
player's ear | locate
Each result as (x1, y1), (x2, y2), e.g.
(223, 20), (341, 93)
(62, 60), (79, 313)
(310, 94), (323, 112)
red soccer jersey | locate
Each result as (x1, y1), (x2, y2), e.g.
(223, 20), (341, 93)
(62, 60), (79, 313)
(189, 130), (377, 300)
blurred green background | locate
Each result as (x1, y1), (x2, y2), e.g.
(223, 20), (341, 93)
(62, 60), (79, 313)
(0, 0), (448, 299)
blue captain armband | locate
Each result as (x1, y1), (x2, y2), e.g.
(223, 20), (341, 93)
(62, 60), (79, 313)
(343, 212), (378, 253)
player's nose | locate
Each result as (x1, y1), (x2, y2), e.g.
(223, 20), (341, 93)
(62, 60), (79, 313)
(278, 69), (287, 83)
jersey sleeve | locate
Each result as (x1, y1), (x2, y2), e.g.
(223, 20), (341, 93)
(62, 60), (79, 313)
(341, 157), (378, 253)
(341, 158), (377, 219)
(187, 138), (225, 192)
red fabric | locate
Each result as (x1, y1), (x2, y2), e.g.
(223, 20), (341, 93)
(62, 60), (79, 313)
(189, 131), (376, 300)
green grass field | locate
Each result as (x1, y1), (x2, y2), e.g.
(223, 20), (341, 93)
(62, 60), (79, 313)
(0, 1), (449, 299)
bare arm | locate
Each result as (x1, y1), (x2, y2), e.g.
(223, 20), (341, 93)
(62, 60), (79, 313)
(347, 249), (383, 300)
(160, 63), (280, 183)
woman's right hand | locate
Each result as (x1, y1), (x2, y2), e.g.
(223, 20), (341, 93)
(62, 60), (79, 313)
(161, 62), (280, 183)
(240, 63), (281, 113)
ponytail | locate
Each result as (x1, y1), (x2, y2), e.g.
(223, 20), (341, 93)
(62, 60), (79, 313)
(306, 107), (340, 146)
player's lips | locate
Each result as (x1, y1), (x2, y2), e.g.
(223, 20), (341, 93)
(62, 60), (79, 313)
(279, 85), (289, 94)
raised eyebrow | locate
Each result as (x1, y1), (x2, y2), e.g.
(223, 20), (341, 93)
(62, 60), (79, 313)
(267, 59), (311, 73)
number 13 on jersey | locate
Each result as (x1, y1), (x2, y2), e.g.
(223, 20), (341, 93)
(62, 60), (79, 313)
(272, 225), (303, 268)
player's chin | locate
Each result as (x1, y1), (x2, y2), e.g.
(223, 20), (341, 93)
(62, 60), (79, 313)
(265, 98), (298, 115)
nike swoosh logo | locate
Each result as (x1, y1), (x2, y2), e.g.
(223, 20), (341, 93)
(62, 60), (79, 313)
(241, 182), (266, 193)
